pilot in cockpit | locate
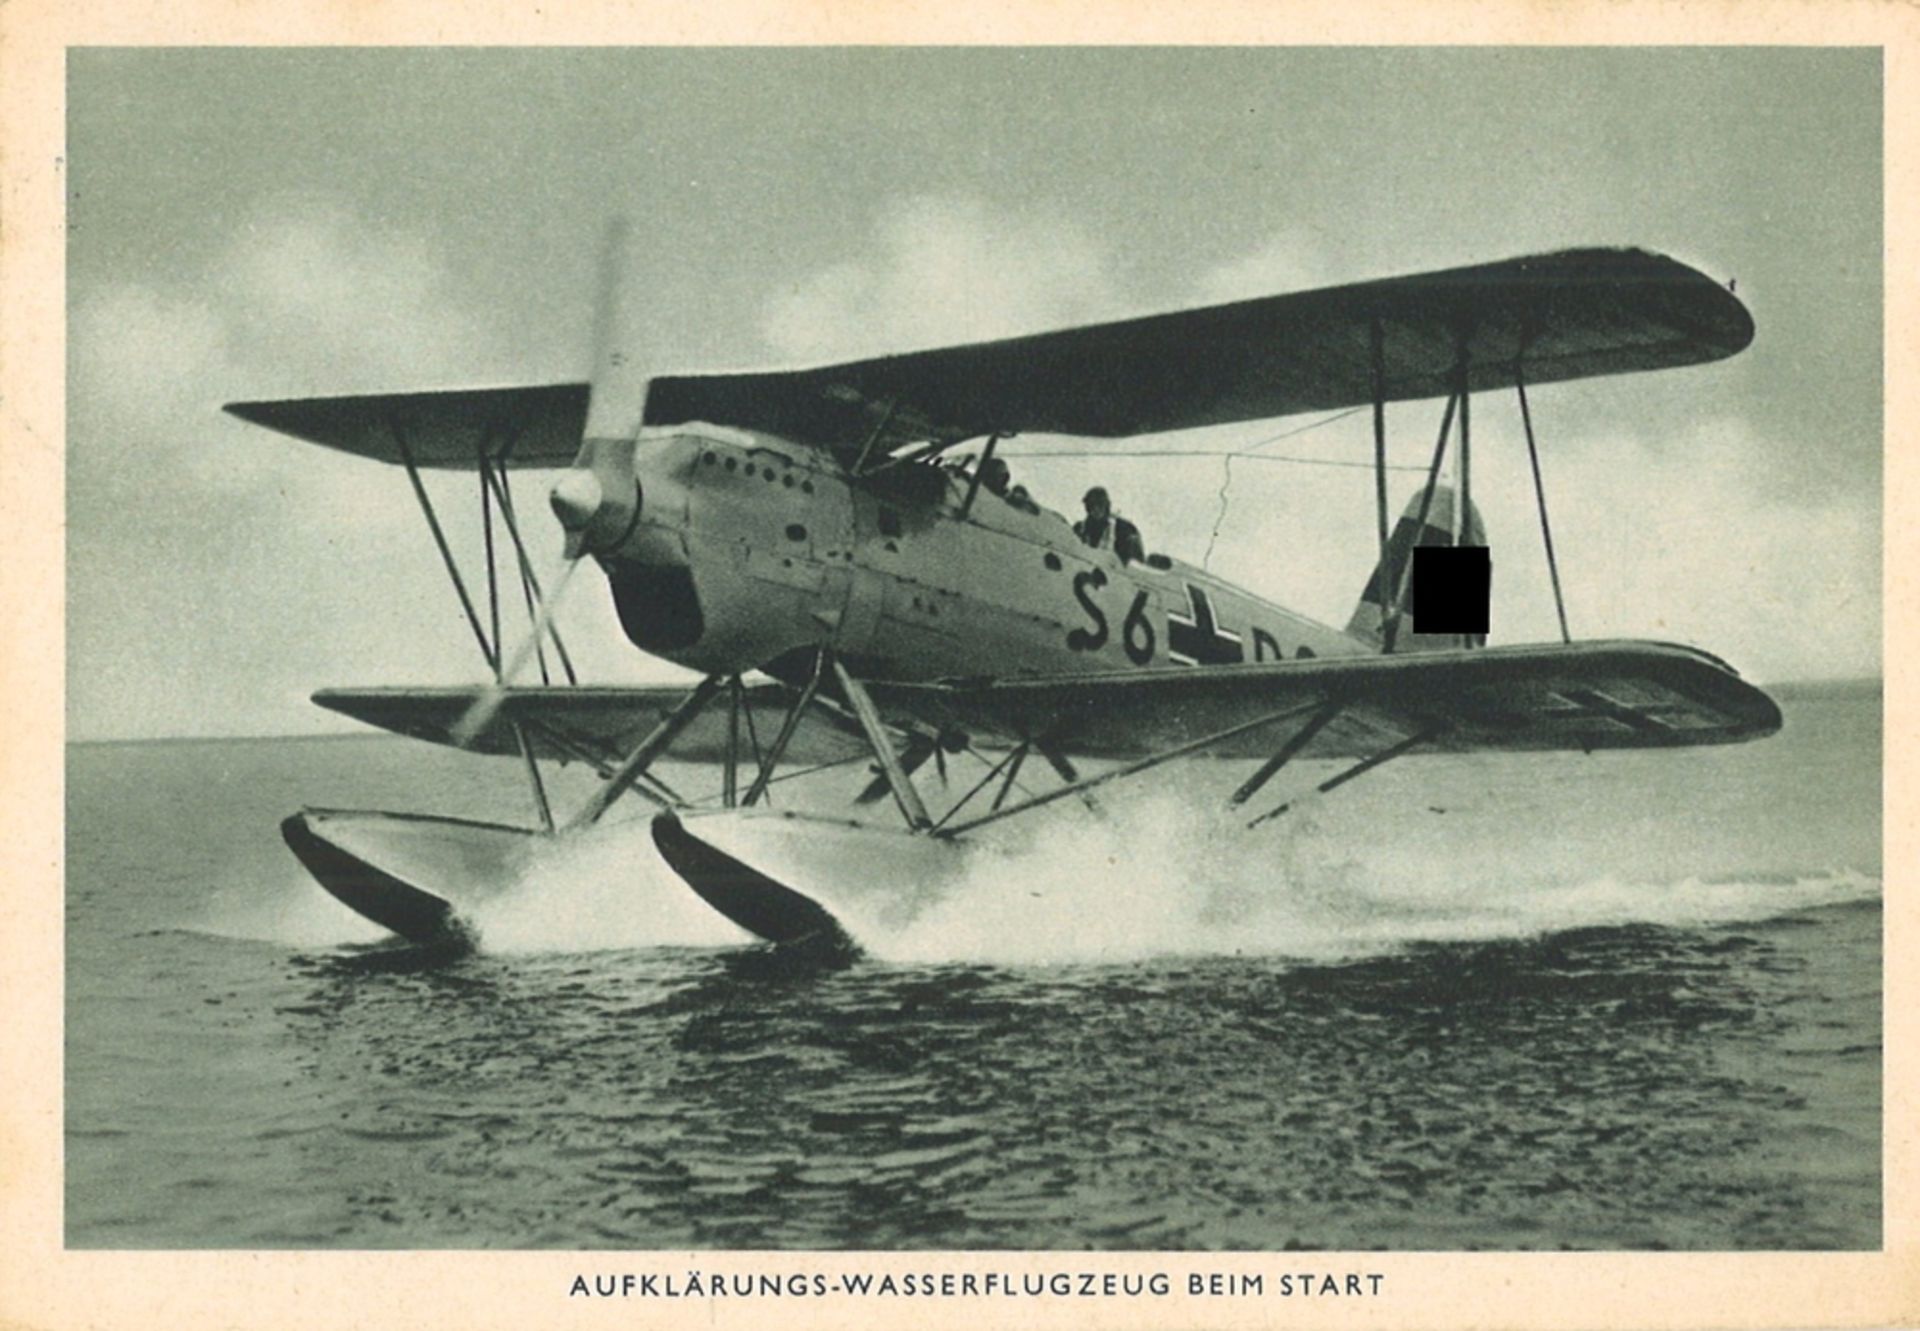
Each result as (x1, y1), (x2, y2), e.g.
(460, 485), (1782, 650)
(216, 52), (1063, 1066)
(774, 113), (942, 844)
(977, 455), (1011, 497)
(1075, 486), (1144, 563)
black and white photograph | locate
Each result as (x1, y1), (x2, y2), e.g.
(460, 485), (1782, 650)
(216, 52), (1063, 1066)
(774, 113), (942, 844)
(51, 38), (1887, 1282)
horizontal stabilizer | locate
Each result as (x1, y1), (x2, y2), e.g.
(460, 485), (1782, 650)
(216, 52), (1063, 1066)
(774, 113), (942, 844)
(863, 640), (1781, 761)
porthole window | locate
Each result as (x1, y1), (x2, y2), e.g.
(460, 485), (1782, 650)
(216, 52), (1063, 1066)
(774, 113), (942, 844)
(1043, 553), (1062, 571)
(783, 475), (795, 489)
(801, 480), (815, 495)
(724, 457), (737, 472)
(785, 524), (807, 542)
(702, 451), (717, 465)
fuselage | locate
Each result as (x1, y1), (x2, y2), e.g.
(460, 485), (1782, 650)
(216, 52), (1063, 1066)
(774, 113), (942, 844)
(566, 426), (1370, 685)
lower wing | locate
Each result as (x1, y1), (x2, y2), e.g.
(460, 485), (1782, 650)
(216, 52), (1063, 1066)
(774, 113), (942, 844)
(311, 683), (869, 768)
(861, 640), (1781, 760)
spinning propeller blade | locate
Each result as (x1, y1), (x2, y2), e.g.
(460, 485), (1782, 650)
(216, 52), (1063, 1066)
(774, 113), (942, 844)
(453, 219), (651, 747)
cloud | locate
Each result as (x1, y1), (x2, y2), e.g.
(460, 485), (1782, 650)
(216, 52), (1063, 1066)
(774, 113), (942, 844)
(1191, 229), (1340, 304)
(761, 196), (1126, 362)
(1535, 417), (1880, 681)
(68, 195), (660, 740)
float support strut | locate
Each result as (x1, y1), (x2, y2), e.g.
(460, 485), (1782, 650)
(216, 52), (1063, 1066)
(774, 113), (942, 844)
(743, 652), (829, 808)
(723, 676), (743, 808)
(935, 742), (1030, 831)
(511, 721), (556, 833)
(567, 674), (726, 829)
(832, 660), (933, 831)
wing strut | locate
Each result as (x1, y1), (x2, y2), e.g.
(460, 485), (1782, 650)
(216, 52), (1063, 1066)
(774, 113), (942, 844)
(393, 421), (498, 673)
(1517, 362), (1573, 644)
(482, 458), (578, 685)
(1382, 389), (1459, 653)
(387, 413), (587, 831)
(1370, 320), (1392, 643)
(958, 434), (1002, 517)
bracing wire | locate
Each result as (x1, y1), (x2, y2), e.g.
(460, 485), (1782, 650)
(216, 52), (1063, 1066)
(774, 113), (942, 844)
(1241, 405), (1368, 451)
(1001, 406), (1422, 472)
(1002, 447), (1425, 472)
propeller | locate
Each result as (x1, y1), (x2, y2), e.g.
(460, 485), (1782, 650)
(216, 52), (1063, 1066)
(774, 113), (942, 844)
(451, 218), (650, 749)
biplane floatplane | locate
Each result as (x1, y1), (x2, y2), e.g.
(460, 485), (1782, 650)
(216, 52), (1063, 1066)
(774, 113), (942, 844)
(227, 242), (1780, 952)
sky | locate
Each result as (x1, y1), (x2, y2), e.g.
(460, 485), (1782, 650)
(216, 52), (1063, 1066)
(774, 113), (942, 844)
(66, 47), (1882, 739)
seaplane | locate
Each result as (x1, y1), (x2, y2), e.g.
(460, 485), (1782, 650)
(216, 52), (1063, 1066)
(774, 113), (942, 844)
(227, 237), (1781, 953)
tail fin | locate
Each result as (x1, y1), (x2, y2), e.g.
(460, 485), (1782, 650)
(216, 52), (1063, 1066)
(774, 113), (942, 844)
(1346, 484), (1488, 652)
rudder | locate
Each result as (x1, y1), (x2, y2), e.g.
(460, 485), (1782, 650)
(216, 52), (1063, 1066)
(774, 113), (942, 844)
(1346, 484), (1487, 652)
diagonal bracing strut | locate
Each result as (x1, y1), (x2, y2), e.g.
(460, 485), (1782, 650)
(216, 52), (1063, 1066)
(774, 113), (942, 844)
(567, 674), (727, 830)
(742, 652), (830, 808)
(831, 658), (933, 831)
(937, 700), (1327, 839)
(1246, 726), (1440, 829)
(1229, 699), (1345, 806)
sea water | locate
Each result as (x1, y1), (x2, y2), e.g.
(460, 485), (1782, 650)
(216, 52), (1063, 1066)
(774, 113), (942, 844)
(64, 683), (1880, 1249)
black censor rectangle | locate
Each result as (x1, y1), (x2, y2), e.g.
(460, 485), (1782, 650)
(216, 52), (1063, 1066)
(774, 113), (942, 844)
(1412, 544), (1491, 635)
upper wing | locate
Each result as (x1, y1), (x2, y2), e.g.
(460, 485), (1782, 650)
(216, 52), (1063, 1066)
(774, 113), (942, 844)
(226, 248), (1748, 467)
(649, 247), (1751, 452)
(861, 640), (1782, 761)
(225, 383), (591, 469)
(312, 684), (870, 767)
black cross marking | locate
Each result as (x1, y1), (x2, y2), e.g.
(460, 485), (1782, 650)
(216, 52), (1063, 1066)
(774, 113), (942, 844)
(1541, 688), (1687, 733)
(1168, 584), (1245, 666)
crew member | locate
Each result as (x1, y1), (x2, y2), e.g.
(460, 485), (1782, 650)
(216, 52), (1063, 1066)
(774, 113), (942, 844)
(1075, 486), (1144, 563)
(977, 455), (1011, 497)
